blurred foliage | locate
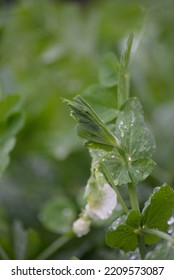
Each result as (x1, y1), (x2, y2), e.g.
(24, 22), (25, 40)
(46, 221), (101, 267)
(0, 0), (174, 259)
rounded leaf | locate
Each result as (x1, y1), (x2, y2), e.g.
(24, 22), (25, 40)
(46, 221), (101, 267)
(39, 197), (77, 234)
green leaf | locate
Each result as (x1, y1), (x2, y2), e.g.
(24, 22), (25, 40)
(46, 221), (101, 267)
(117, 33), (134, 108)
(115, 97), (155, 159)
(126, 210), (143, 229)
(98, 52), (119, 87)
(128, 158), (155, 183)
(82, 84), (118, 123)
(0, 113), (25, 144)
(0, 95), (21, 121)
(142, 184), (174, 245)
(39, 197), (77, 234)
(0, 138), (16, 176)
(64, 95), (117, 151)
(106, 211), (142, 252)
(0, 95), (25, 177)
(101, 153), (130, 185)
(101, 97), (156, 185)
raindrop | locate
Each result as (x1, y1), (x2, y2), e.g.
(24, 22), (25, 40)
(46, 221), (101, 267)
(130, 254), (136, 260)
(114, 179), (119, 185)
(128, 156), (132, 162)
(168, 216), (174, 225)
(131, 112), (135, 123)
(168, 228), (173, 235)
(153, 186), (160, 193)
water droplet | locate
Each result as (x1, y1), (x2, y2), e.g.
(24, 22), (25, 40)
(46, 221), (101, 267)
(114, 178), (118, 185)
(128, 156), (132, 162)
(121, 131), (124, 137)
(168, 216), (174, 225)
(153, 186), (160, 193)
(168, 228), (173, 235)
(131, 112), (135, 123)
(130, 254), (136, 260)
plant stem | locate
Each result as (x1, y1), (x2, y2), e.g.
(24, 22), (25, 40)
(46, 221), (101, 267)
(127, 182), (147, 259)
(36, 235), (71, 260)
(137, 235), (147, 260)
(142, 228), (174, 244)
(100, 162), (129, 214)
(127, 182), (140, 212)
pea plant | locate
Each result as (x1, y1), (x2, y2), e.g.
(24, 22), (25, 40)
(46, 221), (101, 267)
(64, 34), (174, 260)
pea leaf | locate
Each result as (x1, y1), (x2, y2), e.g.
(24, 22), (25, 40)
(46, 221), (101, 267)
(106, 211), (142, 252)
(115, 97), (155, 159)
(142, 184), (174, 245)
(101, 97), (156, 185)
(98, 52), (119, 87)
(64, 95), (117, 151)
(0, 95), (21, 121)
(39, 197), (77, 234)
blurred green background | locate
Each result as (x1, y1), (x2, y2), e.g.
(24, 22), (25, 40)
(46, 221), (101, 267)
(0, 0), (174, 259)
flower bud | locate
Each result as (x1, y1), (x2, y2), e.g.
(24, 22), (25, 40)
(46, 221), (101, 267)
(72, 217), (91, 237)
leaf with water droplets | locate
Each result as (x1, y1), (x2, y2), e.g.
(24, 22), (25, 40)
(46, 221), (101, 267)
(142, 184), (174, 245)
(115, 97), (156, 159)
(128, 158), (155, 183)
(102, 97), (156, 185)
(88, 97), (156, 185)
(106, 211), (142, 252)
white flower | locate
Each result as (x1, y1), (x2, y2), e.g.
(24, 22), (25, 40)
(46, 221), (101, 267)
(86, 183), (117, 220)
(72, 217), (91, 237)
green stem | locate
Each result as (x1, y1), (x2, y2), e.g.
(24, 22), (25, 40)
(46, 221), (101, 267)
(100, 162), (129, 214)
(142, 228), (174, 244)
(36, 235), (71, 260)
(127, 182), (140, 212)
(127, 182), (147, 259)
(137, 235), (147, 260)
